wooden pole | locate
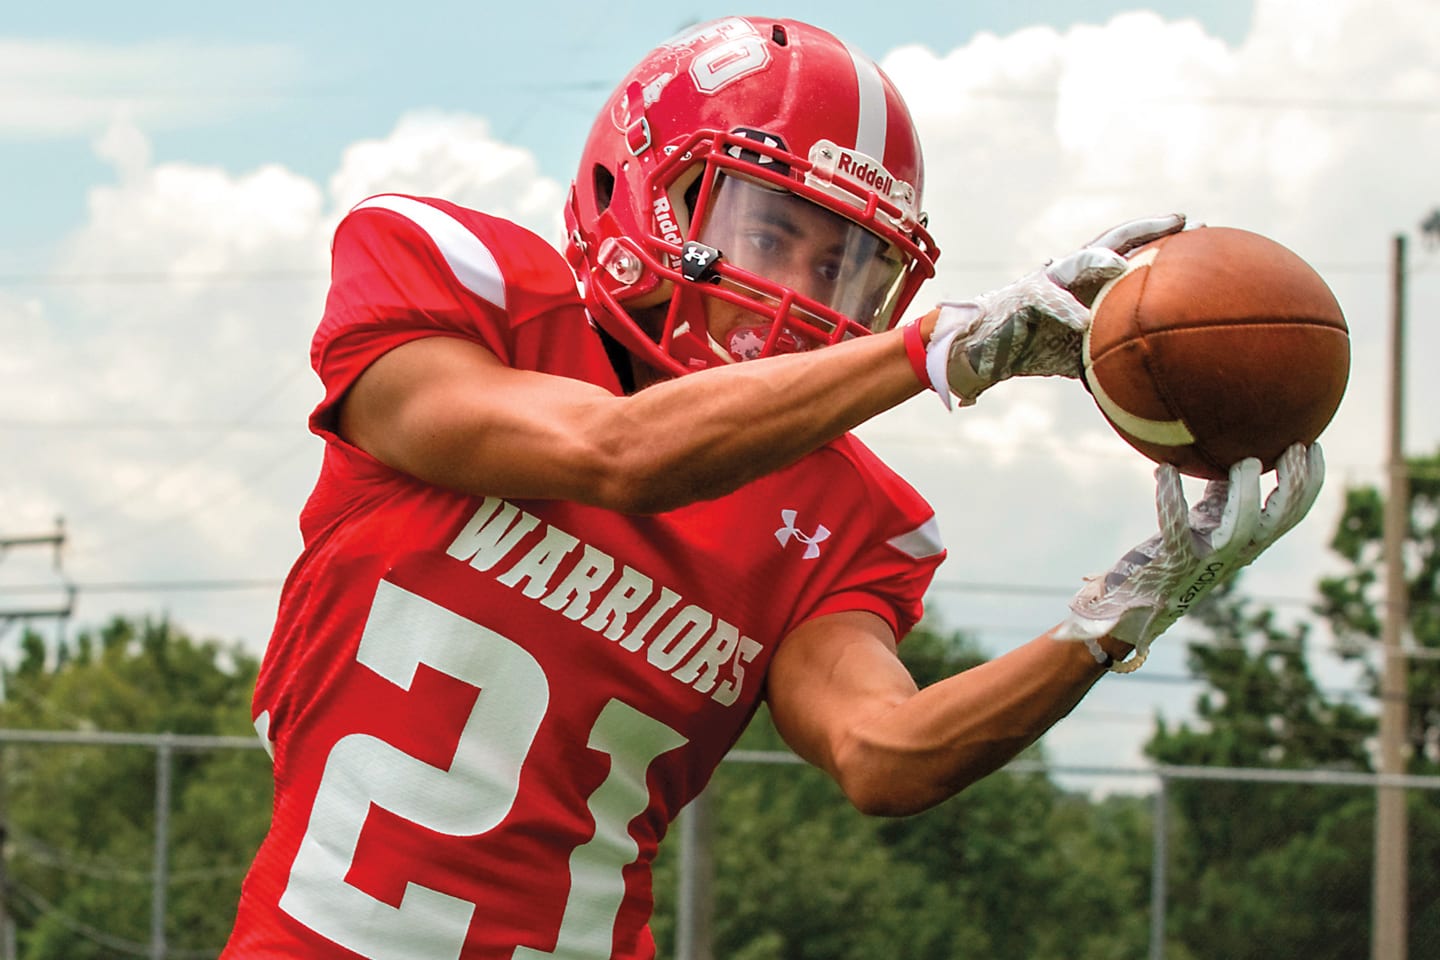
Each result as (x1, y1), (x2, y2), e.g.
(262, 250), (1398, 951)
(1372, 232), (1410, 960)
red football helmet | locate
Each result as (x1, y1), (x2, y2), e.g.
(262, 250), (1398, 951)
(565, 16), (939, 380)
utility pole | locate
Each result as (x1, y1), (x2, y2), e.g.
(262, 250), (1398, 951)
(1372, 234), (1409, 960)
(0, 520), (75, 626)
(0, 518), (74, 960)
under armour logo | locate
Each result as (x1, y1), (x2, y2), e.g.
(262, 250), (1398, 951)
(680, 241), (722, 282)
(775, 509), (830, 560)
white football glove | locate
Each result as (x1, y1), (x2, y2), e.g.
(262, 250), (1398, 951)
(1054, 442), (1325, 673)
(924, 214), (1186, 409)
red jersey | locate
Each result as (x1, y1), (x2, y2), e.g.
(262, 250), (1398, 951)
(224, 195), (945, 959)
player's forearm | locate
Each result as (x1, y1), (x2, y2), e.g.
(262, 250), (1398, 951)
(342, 316), (938, 513)
(595, 322), (932, 512)
(832, 629), (1130, 816)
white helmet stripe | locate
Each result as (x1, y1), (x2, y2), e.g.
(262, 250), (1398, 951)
(844, 42), (888, 161)
(350, 194), (507, 309)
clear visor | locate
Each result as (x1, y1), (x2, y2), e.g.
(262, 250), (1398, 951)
(695, 174), (908, 335)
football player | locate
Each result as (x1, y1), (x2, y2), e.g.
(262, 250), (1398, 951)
(222, 15), (1322, 959)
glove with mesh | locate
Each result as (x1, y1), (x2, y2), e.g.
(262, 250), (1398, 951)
(923, 215), (1185, 409)
(1053, 442), (1325, 673)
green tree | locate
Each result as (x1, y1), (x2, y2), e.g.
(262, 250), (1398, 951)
(1144, 581), (1376, 960)
(0, 616), (270, 960)
(1318, 447), (1440, 774)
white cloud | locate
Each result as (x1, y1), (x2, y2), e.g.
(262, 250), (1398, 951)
(327, 111), (567, 243)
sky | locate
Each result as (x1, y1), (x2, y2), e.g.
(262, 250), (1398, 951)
(1, 0), (1438, 788)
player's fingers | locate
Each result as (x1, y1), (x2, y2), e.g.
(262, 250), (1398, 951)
(1255, 443), (1301, 540)
(1046, 247), (1127, 291)
(1255, 443), (1325, 543)
(1275, 442), (1325, 539)
(1154, 464), (1194, 555)
(1186, 479), (1226, 540)
(1035, 283), (1092, 331)
(1213, 457), (1262, 554)
(1087, 214), (1187, 256)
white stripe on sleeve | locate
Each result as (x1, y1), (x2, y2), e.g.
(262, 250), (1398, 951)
(887, 517), (944, 559)
(351, 195), (507, 310)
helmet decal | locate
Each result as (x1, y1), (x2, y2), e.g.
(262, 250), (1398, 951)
(725, 128), (790, 172)
(842, 41), (889, 163)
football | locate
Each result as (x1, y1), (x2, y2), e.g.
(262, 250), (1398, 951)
(1081, 226), (1350, 480)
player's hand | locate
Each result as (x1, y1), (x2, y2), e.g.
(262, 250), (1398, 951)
(922, 214), (1186, 409)
(1053, 442), (1324, 673)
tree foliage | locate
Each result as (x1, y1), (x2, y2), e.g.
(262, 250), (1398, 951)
(0, 616), (269, 959)
(1317, 448), (1440, 773)
(1144, 582), (1377, 958)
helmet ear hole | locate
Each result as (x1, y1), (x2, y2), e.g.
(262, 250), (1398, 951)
(592, 163), (616, 214)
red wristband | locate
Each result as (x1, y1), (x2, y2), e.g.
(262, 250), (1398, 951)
(902, 321), (931, 390)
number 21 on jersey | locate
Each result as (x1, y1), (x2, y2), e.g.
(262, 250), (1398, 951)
(279, 580), (688, 959)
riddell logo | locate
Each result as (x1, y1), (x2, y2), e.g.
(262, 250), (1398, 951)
(652, 194), (682, 247)
(835, 151), (895, 196)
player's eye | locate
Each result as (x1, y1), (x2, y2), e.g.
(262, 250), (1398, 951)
(740, 229), (783, 257)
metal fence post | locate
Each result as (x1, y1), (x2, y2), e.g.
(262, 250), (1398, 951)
(1150, 772), (1168, 960)
(151, 736), (173, 960)
(676, 786), (714, 960)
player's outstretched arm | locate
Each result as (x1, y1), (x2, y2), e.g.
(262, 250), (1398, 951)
(763, 610), (1130, 817)
(338, 214), (1184, 513)
(764, 446), (1323, 816)
(338, 322), (932, 514)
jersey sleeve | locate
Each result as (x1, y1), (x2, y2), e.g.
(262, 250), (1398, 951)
(803, 438), (946, 641)
(308, 195), (600, 439)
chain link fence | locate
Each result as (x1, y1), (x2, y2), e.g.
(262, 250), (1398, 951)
(2, 730), (1437, 959)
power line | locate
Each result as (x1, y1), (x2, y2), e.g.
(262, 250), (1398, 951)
(0, 268), (321, 287)
(0, 419), (292, 431)
(59, 361), (312, 532)
(67, 434), (315, 563)
(7, 881), (154, 958)
(920, 88), (1440, 114)
(4, 253), (1431, 288)
(0, 579), (280, 595)
(8, 827), (250, 885)
(9, 79), (1435, 112)
(0, 574), (1319, 606)
(0, 575), (1425, 702)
